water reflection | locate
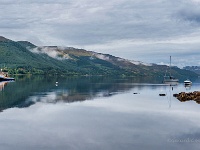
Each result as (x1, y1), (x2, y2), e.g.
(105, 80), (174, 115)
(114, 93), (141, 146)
(185, 84), (192, 90)
(0, 76), (177, 111)
(0, 76), (200, 150)
(0, 81), (8, 91)
(0, 76), (200, 112)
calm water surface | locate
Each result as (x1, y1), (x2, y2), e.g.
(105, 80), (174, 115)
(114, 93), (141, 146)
(0, 76), (200, 150)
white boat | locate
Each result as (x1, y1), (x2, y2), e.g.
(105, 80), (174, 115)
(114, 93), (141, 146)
(164, 75), (179, 82)
(0, 75), (15, 81)
(0, 69), (15, 81)
(184, 79), (192, 85)
(163, 56), (179, 85)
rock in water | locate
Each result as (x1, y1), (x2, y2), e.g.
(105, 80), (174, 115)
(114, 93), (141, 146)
(173, 91), (200, 104)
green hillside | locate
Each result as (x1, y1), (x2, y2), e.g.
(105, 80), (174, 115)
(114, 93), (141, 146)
(0, 36), (198, 79)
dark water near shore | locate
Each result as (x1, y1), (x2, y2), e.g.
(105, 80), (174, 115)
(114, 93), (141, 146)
(0, 76), (200, 150)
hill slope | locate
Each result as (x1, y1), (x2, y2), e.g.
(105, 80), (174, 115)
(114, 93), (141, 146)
(0, 36), (197, 78)
(183, 66), (200, 75)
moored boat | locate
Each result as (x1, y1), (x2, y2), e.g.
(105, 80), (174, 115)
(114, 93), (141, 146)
(163, 77), (179, 85)
(163, 56), (179, 85)
(184, 79), (192, 86)
(0, 75), (15, 81)
(0, 69), (15, 81)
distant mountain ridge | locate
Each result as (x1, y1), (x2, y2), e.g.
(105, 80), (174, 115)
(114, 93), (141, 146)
(0, 36), (10, 42)
(0, 36), (198, 79)
(184, 66), (200, 75)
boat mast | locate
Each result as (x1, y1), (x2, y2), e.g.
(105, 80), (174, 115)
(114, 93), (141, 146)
(169, 56), (171, 77)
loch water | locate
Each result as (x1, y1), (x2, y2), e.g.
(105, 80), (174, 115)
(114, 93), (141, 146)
(0, 76), (200, 150)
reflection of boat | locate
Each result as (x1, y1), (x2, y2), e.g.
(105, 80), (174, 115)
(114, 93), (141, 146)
(163, 77), (179, 85)
(163, 56), (179, 85)
(0, 81), (8, 91)
(184, 79), (192, 86)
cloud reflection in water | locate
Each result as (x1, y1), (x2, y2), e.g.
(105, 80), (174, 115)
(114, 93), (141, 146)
(0, 76), (200, 150)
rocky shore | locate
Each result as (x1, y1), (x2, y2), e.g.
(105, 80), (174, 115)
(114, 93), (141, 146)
(173, 91), (200, 104)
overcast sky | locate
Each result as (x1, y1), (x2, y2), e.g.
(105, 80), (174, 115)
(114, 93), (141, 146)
(1, 0), (200, 67)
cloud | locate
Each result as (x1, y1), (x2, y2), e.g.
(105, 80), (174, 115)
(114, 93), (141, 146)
(177, 1), (200, 24)
(29, 47), (70, 60)
(0, 0), (200, 67)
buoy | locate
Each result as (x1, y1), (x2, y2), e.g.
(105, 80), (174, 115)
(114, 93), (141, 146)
(133, 93), (139, 94)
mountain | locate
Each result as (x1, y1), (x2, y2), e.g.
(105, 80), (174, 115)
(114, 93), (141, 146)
(0, 36), (198, 78)
(183, 66), (200, 75)
(0, 36), (10, 42)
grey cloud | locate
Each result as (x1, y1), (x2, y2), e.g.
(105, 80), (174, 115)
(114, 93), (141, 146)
(0, 0), (199, 66)
(0, 0), (71, 4)
(0, 0), (195, 44)
(177, 2), (200, 24)
(46, 0), (182, 45)
(179, 10), (200, 24)
(45, 0), (199, 45)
